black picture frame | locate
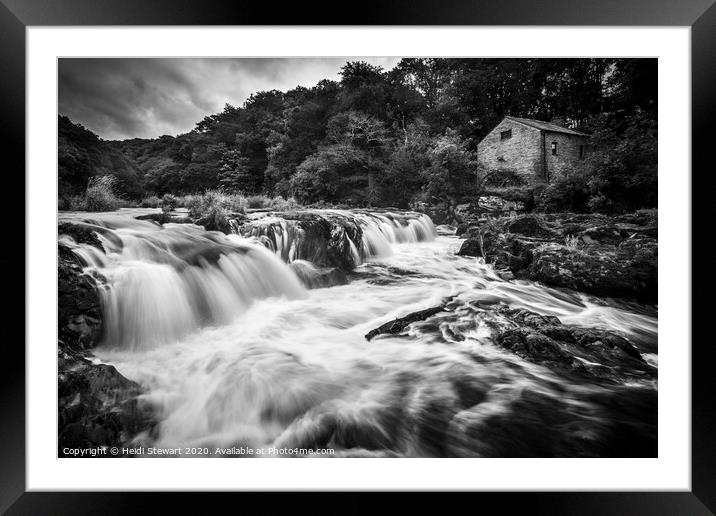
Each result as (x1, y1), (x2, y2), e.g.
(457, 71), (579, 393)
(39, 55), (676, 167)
(3, 1), (710, 513)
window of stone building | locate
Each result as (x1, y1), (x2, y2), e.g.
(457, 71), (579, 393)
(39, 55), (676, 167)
(579, 145), (584, 159)
(551, 141), (558, 155)
(500, 129), (512, 140)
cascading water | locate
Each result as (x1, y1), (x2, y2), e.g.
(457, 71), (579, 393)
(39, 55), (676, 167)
(61, 217), (306, 351)
(60, 209), (657, 457)
(239, 210), (437, 266)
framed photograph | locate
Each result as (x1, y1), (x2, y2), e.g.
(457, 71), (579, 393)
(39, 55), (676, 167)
(5, 0), (711, 512)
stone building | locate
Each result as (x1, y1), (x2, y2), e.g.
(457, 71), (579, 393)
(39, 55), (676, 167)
(476, 116), (590, 183)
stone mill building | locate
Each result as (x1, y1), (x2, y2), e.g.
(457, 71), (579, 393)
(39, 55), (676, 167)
(476, 116), (590, 183)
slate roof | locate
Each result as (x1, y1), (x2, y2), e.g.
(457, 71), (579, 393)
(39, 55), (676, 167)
(505, 116), (589, 137)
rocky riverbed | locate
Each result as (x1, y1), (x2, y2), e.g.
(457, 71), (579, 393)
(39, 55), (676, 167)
(58, 222), (155, 455)
(456, 211), (657, 303)
(57, 208), (657, 457)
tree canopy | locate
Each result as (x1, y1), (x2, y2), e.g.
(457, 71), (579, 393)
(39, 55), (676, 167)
(59, 58), (657, 212)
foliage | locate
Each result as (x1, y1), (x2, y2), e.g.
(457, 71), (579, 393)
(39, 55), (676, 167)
(161, 193), (178, 213)
(59, 58), (657, 213)
(139, 195), (162, 208)
(68, 175), (125, 212)
(564, 235), (581, 249)
(539, 111), (657, 213)
(58, 116), (143, 199)
(187, 190), (247, 219)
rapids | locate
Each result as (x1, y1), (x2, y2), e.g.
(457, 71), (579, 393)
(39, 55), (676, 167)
(60, 209), (658, 457)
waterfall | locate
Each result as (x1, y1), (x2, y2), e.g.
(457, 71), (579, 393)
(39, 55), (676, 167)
(238, 210), (437, 266)
(63, 219), (306, 351)
(59, 209), (657, 456)
(351, 212), (436, 258)
(61, 211), (436, 351)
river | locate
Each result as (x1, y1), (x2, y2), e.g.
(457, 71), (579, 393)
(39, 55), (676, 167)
(59, 208), (658, 457)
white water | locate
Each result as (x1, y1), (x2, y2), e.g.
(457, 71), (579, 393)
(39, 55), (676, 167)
(240, 210), (436, 264)
(61, 210), (658, 457)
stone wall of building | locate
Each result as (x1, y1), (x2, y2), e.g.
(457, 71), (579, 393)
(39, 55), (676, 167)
(542, 131), (589, 181)
(477, 118), (544, 184)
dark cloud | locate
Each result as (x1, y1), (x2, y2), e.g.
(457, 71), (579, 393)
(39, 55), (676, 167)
(58, 57), (401, 140)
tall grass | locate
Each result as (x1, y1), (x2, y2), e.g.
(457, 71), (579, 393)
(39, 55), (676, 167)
(250, 194), (299, 211)
(67, 176), (128, 212)
(139, 195), (162, 208)
(186, 191), (300, 218)
(187, 190), (245, 219)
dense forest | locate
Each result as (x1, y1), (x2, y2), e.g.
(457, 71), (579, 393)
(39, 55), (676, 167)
(58, 58), (657, 213)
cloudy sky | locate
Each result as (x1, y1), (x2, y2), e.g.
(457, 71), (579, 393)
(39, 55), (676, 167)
(58, 58), (401, 141)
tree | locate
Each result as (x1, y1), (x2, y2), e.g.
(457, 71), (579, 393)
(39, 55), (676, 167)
(217, 148), (252, 192)
(61, 58), (657, 213)
(419, 130), (478, 220)
(338, 61), (389, 117)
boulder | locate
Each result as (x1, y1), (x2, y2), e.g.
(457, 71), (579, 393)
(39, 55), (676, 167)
(58, 222), (104, 251)
(135, 213), (193, 225)
(239, 211), (364, 271)
(486, 306), (654, 383)
(57, 222), (155, 455)
(529, 239), (657, 302)
(58, 243), (105, 350)
(447, 387), (657, 457)
(457, 213), (657, 302)
(58, 348), (155, 454)
(365, 296), (456, 341)
(365, 304), (448, 341)
(290, 263), (348, 289)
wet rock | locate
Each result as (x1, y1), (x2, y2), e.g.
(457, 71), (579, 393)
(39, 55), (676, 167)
(58, 222), (104, 251)
(58, 243), (105, 351)
(503, 214), (556, 238)
(291, 263), (348, 289)
(446, 387), (657, 457)
(486, 306), (654, 383)
(365, 299), (454, 341)
(135, 213), (193, 225)
(456, 232), (482, 256)
(239, 211), (363, 271)
(476, 195), (526, 214)
(457, 212), (657, 302)
(58, 348), (155, 454)
(58, 223), (155, 454)
(411, 202), (450, 225)
(529, 239), (657, 302)
(273, 401), (401, 452)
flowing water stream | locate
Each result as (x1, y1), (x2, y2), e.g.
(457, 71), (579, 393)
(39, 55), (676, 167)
(60, 209), (658, 457)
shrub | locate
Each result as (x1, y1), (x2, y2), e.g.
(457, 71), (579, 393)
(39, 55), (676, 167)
(187, 189), (246, 219)
(174, 195), (196, 208)
(482, 186), (534, 204)
(139, 195), (162, 208)
(564, 235), (581, 249)
(245, 195), (269, 209)
(483, 169), (527, 188)
(241, 194), (299, 210)
(268, 196), (299, 211)
(161, 193), (178, 213)
(223, 193), (248, 212)
(587, 192), (612, 213)
(537, 170), (591, 213)
(69, 175), (123, 212)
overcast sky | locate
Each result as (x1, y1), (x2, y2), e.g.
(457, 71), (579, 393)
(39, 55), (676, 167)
(58, 58), (401, 141)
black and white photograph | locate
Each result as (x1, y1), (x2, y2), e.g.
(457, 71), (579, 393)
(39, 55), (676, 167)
(55, 57), (659, 459)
